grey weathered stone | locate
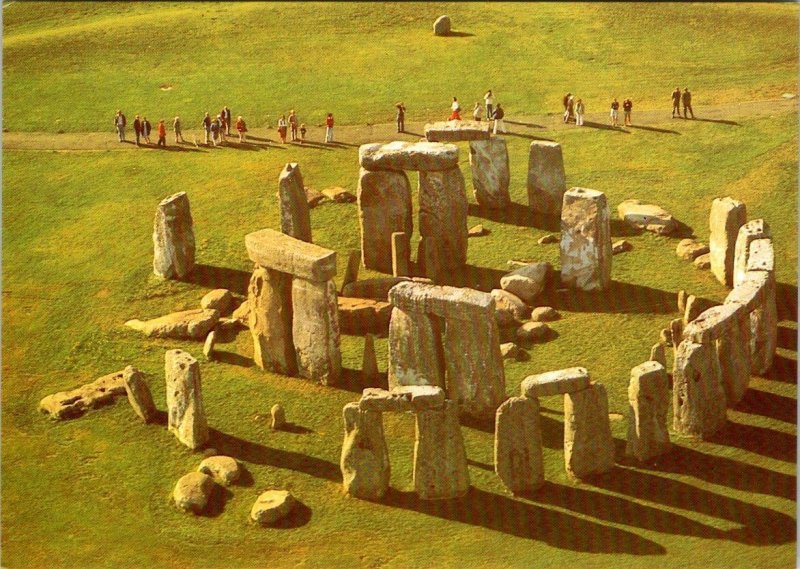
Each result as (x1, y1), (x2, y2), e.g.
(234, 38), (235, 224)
(672, 340), (727, 439)
(305, 187), (325, 208)
(560, 188), (612, 291)
(500, 342), (524, 360)
(748, 269), (778, 375)
(746, 238), (774, 273)
(491, 289), (531, 328)
(203, 330), (216, 361)
(245, 229), (337, 282)
(388, 280), (494, 321)
(340, 402), (390, 500)
(716, 308), (751, 405)
(676, 239), (709, 261)
(693, 253), (711, 270)
(515, 321), (550, 342)
(292, 277), (341, 385)
(165, 350), (208, 450)
(200, 289), (233, 315)
(387, 306), (445, 389)
(617, 199), (677, 235)
(612, 240), (633, 254)
(433, 15), (451, 36)
(626, 362), (671, 461)
(357, 168), (413, 274)
(321, 186), (357, 203)
(341, 250), (361, 292)
(250, 490), (297, 525)
(248, 266), (296, 375)
(683, 302), (745, 344)
(122, 365), (157, 423)
(359, 141), (459, 172)
(279, 163), (312, 242)
(362, 334), (380, 384)
(426, 120), (491, 142)
(125, 309), (219, 340)
(469, 138), (511, 209)
(564, 383), (615, 480)
(337, 297), (392, 335)
(153, 192), (195, 279)
(521, 367), (590, 398)
(709, 197), (747, 287)
(669, 318), (684, 350)
(392, 232), (410, 277)
(650, 343), (667, 368)
(39, 370), (127, 420)
(500, 262), (551, 304)
(198, 456), (241, 486)
(527, 141), (566, 215)
(270, 404), (286, 430)
(173, 472), (214, 514)
(683, 295), (718, 325)
(725, 270), (768, 313)
(733, 219), (771, 287)
(359, 385), (445, 412)
(531, 306), (560, 322)
(495, 396), (544, 494)
(418, 167), (469, 271)
(413, 400), (470, 499)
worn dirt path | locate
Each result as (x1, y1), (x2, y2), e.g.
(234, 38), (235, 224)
(2, 98), (796, 152)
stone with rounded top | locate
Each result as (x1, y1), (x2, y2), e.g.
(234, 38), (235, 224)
(433, 15), (451, 36)
(495, 396), (544, 493)
(270, 404), (286, 430)
(173, 472), (214, 514)
(200, 289), (233, 314)
(198, 456), (241, 486)
(500, 262), (551, 304)
(250, 490), (296, 526)
(153, 191), (195, 279)
(676, 239), (709, 261)
(491, 288), (530, 327)
(521, 367), (590, 398)
(709, 196), (747, 288)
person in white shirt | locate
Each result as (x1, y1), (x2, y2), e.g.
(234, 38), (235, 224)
(473, 102), (482, 121)
(449, 97), (462, 120)
(484, 90), (495, 122)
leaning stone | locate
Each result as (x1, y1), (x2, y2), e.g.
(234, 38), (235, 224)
(270, 404), (286, 430)
(612, 240), (633, 254)
(341, 250), (360, 292)
(564, 383), (615, 480)
(617, 199), (676, 235)
(392, 232), (410, 277)
(672, 340), (727, 439)
(683, 302), (745, 344)
(321, 186), (357, 203)
(359, 141), (459, 172)
(337, 297), (392, 335)
(527, 141), (566, 215)
(153, 192), (195, 279)
(200, 289), (233, 315)
(538, 234), (559, 245)
(203, 330), (216, 361)
(531, 306), (559, 322)
(357, 168), (413, 274)
(733, 219), (771, 287)
(709, 197), (747, 287)
(279, 163), (312, 242)
(650, 343), (667, 368)
(125, 309), (219, 340)
(500, 262), (551, 304)
(165, 350), (208, 450)
(516, 321), (550, 342)
(122, 366), (157, 423)
(433, 15), (451, 36)
(245, 229), (337, 283)
(693, 253), (711, 270)
(387, 306), (446, 389)
(250, 490), (297, 525)
(413, 400), (470, 499)
(560, 188), (612, 291)
(198, 456), (241, 486)
(491, 289), (531, 328)
(418, 167), (469, 271)
(362, 334), (380, 384)
(39, 370), (127, 420)
(495, 397), (544, 494)
(425, 120), (491, 142)
(676, 239), (709, 261)
(521, 367), (590, 398)
(683, 295), (718, 325)
(173, 472), (214, 514)
(626, 362), (671, 462)
(340, 402), (390, 500)
(292, 278), (342, 385)
(248, 266), (295, 375)
(469, 138), (511, 209)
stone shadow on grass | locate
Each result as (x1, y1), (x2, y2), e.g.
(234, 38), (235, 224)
(180, 264), (251, 295)
(762, 353), (797, 384)
(436, 263), (509, 292)
(734, 388), (797, 425)
(627, 124), (681, 135)
(505, 119), (546, 129)
(467, 202), (561, 231)
(381, 487), (666, 554)
(214, 351), (253, 368)
(333, 367), (388, 394)
(502, 131), (557, 142)
(266, 499), (313, 529)
(775, 282), (798, 322)
(706, 419), (796, 463)
(539, 276), (676, 315)
(203, 484), (234, 517)
(776, 325), (797, 351)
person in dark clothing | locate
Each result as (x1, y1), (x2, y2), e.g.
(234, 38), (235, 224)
(671, 87), (682, 118)
(223, 106), (232, 135)
(682, 88), (694, 119)
(396, 102), (406, 133)
(142, 117), (152, 144)
(609, 98), (620, 127)
(623, 98), (633, 126)
(133, 115), (142, 146)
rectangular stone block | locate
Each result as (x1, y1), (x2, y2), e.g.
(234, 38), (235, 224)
(527, 141), (566, 215)
(359, 386), (445, 412)
(248, 266), (296, 376)
(292, 278), (342, 385)
(564, 383), (615, 480)
(709, 196), (747, 288)
(278, 162), (312, 243)
(672, 340), (727, 439)
(626, 361), (671, 462)
(746, 238), (774, 273)
(748, 270), (778, 375)
(153, 191), (195, 279)
(716, 309), (751, 405)
(683, 302), (746, 344)
(425, 120), (491, 142)
(418, 167), (469, 271)
(469, 138), (511, 209)
(387, 306), (446, 389)
(521, 367), (590, 398)
(246, 229), (337, 282)
(413, 400), (470, 499)
(340, 402), (390, 500)
(560, 188), (612, 291)
(495, 396), (544, 494)
(165, 350), (209, 450)
(388, 281), (494, 321)
(359, 141), (459, 172)
(733, 219), (771, 287)
(724, 271), (768, 312)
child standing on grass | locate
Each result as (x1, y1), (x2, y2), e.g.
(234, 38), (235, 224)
(157, 120), (167, 147)
(325, 113), (334, 143)
(300, 123), (307, 142)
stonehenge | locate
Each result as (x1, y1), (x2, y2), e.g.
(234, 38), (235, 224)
(560, 188), (612, 291)
(709, 196), (747, 287)
(153, 191), (195, 279)
(527, 141), (567, 215)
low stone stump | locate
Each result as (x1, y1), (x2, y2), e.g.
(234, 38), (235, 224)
(279, 162), (312, 242)
(626, 362), (671, 462)
(469, 138), (511, 209)
(617, 199), (677, 235)
(153, 191), (195, 279)
(39, 370), (127, 420)
(495, 396), (544, 494)
(672, 340), (727, 439)
(733, 219), (771, 287)
(198, 456), (241, 486)
(359, 141), (459, 172)
(292, 277), (342, 385)
(248, 266), (295, 375)
(709, 196), (747, 288)
(165, 350), (209, 450)
(340, 402), (390, 500)
(521, 367), (590, 398)
(270, 404), (286, 430)
(527, 141), (567, 215)
(418, 167), (469, 273)
(125, 309), (219, 340)
(173, 472), (214, 514)
(387, 306), (446, 389)
(491, 289), (531, 327)
(650, 343), (667, 367)
(433, 15), (451, 36)
(122, 366), (157, 423)
(250, 490), (297, 526)
(357, 168), (413, 273)
(426, 120), (491, 142)
(564, 383), (615, 480)
(560, 188), (612, 291)
(413, 400), (470, 499)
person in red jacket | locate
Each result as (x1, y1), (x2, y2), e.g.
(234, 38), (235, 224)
(325, 113), (334, 143)
(236, 115), (248, 143)
(157, 120), (167, 147)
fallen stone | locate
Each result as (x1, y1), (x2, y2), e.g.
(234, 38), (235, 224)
(413, 400), (470, 499)
(433, 15), (451, 36)
(612, 240), (633, 254)
(425, 120), (491, 142)
(522, 367), (591, 398)
(500, 262), (551, 304)
(516, 321), (550, 342)
(306, 188), (326, 208)
(279, 163), (312, 242)
(292, 277), (342, 385)
(321, 186), (356, 203)
(693, 253), (711, 269)
(203, 330), (216, 361)
(418, 167), (469, 273)
(469, 138), (511, 209)
(122, 365), (157, 423)
(564, 383), (615, 480)
(672, 340), (727, 439)
(337, 297), (392, 335)
(495, 396), (544, 493)
(527, 141), (566, 215)
(125, 309), (219, 340)
(250, 490), (297, 526)
(198, 456), (241, 486)
(733, 219), (771, 287)
(231, 299), (250, 326)
(340, 403), (390, 500)
(531, 306), (559, 322)
(165, 350), (209, 450)
(39, 370), (127, 420)
(173, 472), (214, 514)
(676, 239), (710, 261)
(650, 343), (667, 368)
(362, 334), (380, 384)
(153, 192), (195, 279)
(560, 188), (612, 291)
(617, 199), (676, 235)
(359, 141), (459, 172)
(248, 266), (295, 375)
(500, 342), (524, 360)
(538, 234), (559, 245)
(245, 229), (337, 282)
(468, 224), (488, 237)
(709, 196), (747, 287)
(782, 93), (797, 99)
(491, 289), (531, 328)
(200, 289), (233, 315)
(626, 362), (671, 462)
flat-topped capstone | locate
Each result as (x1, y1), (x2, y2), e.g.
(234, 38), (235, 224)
(388, 281), (494, 319)
(359, 141), (459, 172)
(245, 229), (336, 282)
(424, 120), (491, 142)
(359, 386), (445, 412)
(521, 367), (590, 398)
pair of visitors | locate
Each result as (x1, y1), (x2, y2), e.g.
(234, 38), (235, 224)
(114, 110), (127, 141)
(236, 116), (248, 142)
(396, 103), (405, 132)
(325, 113), (335, 142)
(135, 117), (152, 144)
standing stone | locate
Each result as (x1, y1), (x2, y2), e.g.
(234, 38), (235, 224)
(341, 250), (361, 292)
(650, 343), (667, 368)
(747, 264), (778, 375)
(560, 188), (612, 291)
(709, 197), (747, 288)
(672, 340), (727, 439)
(413, 400), (470, 499)
(248, 266), (296, 376)
(417, 235), (442, 282)
(203, 330), (216, 361)
(387, 307), (445, 389)
(152, 192), (195, 279)
(564, 383), (615, 480)
(733, 219), (771, 287)
(494, 396), (544, 494)
(677, 289), (688, 313)
(270, 404), (286, 430)
(527, 141), (567, 215)
(292, 278), (342, 385)
(469, 138), (511, 209)
(122, 365), (157, 423)
(433, 15), (451, 36)
(358, 168), (413, 274)
(717, 309), (751, 405)
(669, 318), (684, 350)
(165, 350), (208, 450)
(391, 232), (410, 277)
(418, 167), (469, 270)
(278, 163), (312, 243)
(362, 334), (380, 384)
(340, 402), (390, 500)
(626, 362), (671, 462)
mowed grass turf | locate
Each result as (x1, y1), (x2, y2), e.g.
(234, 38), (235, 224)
(2, 3), (798, 569)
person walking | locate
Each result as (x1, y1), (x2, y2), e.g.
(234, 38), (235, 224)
(472, 102), (482, 121)
(202, 112), (212, 145)
(157, 120), (167, 147)
(484, 90), (494, 121)
(218, 114), (227, 143)
(289, 110), (299, 141)
(210, 115), (220, 146)
(623, 97), (633, 126)
(395, 102), (406, 132)
(173, 116), (185, 143)
(142, 117), (152, 144)
(610, 98), (620, 127)
(300, 123), (307, 142)
(223, 105), (232, 135)
(671, 87), (682, 118)
(492, 103), (507, 134)
(449, 97), (462, 120)
(236, 115), (247, 142)
(114, 110), (127, 142)
(325, 113), (334, 143)
(133, 114), (142, 145)
(277, 115), (288, 143)
(575, 98), (585, 126)
(682, 88), (694, 119)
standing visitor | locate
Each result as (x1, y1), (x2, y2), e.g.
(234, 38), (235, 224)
(277, 115), (288, 143)
(562, 93), (571, 123)
(566, 94), (575, 123)
(671, 87), (682, 118)
(492, 103), (507, 134)
(575, 98), (585, 126)
(473, 102), (482, 121)
(395, 102), (406, 133)
(218, 114), (227, 143)
(157, 120), (167, 147)
(142, 117), (152, 144)
(202, 112), (212, 145)
(325, 113), (334, 143)
(682, 88), (694, 119)
(449, 97), (461, 120)
(300, 123), (307, 142)
(173, 116), (185, 143)
(623, 97), (633, 126)
(289, 110), (299, 141)
(223, 106), (232, 135)
(609, 98), (620, 127)
(236, 115), (247, 142)
(484, 90), (494, 121)
(210, 115), (220, 146)
(114, 110), (127, 142)
(133, 114), (142, 146)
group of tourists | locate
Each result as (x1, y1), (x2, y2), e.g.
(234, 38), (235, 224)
(440, 90), (507, 134)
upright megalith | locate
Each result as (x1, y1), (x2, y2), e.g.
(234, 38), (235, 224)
(340, 402), (390, 500)
(733, 219), (771, 287)
(413, 400), (470, 499)
(495, 396), (544, 494)
(564, 383), (615, 480)
(709, 197), (747, 288)
(165, 350), (208, 450)
(626, 361), (671, 462)
(278, 163), (312, 243)
(292, 277), (342, 385)
(153, 192), (195, 279)
(247, 266), (295, 375)
(743, 238), (777, 374)
(469, 138), (511, 209)
(357, 168), (413, 274)
(433, 15), (451, 36)
(527, 141), (567, 215)
(387, 306), (446, 389)
(672, 340), (727, 439)
(560, 188), (612, 291)
(418, 167), (469, 273)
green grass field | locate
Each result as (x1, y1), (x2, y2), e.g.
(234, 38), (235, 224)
(2, 3), (798, 568)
